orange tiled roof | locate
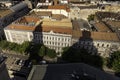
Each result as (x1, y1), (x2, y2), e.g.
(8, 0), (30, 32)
(6, 24), (72, 35)
(73, 30), (119, 42)
(7, 24), (36, 31)
(42, 26), (72, 34)
(18, 16), (40, 23)
(94, 22), (111, 32)
(48, 5), (70, 12)
(106, 21), (120, 28)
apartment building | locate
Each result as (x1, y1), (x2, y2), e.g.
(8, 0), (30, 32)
(33, 5), (70, 18)
(4, 16), (72, 53)
(0, 2), (30, 40)
(4, 15), (120, 57)
(28, 10), (67, 20)
(4, 5), (120, 57)
(72, 31), (120, 57)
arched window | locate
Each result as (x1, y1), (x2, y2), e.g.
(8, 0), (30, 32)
(102, 44), (104, 47)
(97, 43), (99, 47)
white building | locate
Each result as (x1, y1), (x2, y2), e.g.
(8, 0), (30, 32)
(36, 0), (53, 8)
(59, 0), (68, 4)
(33, 5), (70, 17)
(4, 16), (72, 53)
(4, 11), (120, 57)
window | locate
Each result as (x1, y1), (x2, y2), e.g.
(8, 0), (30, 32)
(30, 35), (33, 39)
(52, 42), (54, 45)
(61, 43), (63, 46)
(88, 42), (90, 45)
(58, 38), (60, 41)
(102, 44), (104, 47)
(62, 38), (64, 41)
(58, 43), (60, 45)
(44, 36), (45, 39)
(97, 43), (99, 47)
(68, 39), (70, 42)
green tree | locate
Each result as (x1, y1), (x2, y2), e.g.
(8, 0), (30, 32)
(0, 40), (9, 49)
(20, 41), (31, 53)
(46, 48), (56, 58)
(62, 47), (103, 68)
(8, 42), (17, 50)
(38, 45), (46, 57)
(87, 14), (95, 22)
(107, 51), (120, 72)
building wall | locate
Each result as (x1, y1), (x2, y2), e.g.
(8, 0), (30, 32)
(34, 31), (72, 53)
(4, 28), (120, 57)
(33, 9), (69, 17)
(72, 38), (120, 57)
(4, 30), (32, 44)
(4, 29), (72, 53)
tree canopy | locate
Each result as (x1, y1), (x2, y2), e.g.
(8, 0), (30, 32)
(0, 40), (57, 61)
(62, 47), (103, 68)
(87, 14), (95, 22)
(0, 40), (30, 54)
(107, 51), (120, 72)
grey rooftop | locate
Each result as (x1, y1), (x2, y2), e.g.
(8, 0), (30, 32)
(27, 63), (120, 80)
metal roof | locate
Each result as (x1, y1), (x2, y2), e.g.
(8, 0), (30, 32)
(10, 2), (28, 12)
(27, 63), (120, 80)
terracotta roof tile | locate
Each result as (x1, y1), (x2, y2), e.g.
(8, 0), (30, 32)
(93, 22), (111, 32)
(48, 5), (70, 12)
(72, 30), (119, 42)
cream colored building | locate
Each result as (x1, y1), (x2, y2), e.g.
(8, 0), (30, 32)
(33, 5), (70, 18)
(105, 5), (120, 12)
(4, 16), (72, 53)
(72, 31), (120, 57)
(4, 16), (120, 57)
